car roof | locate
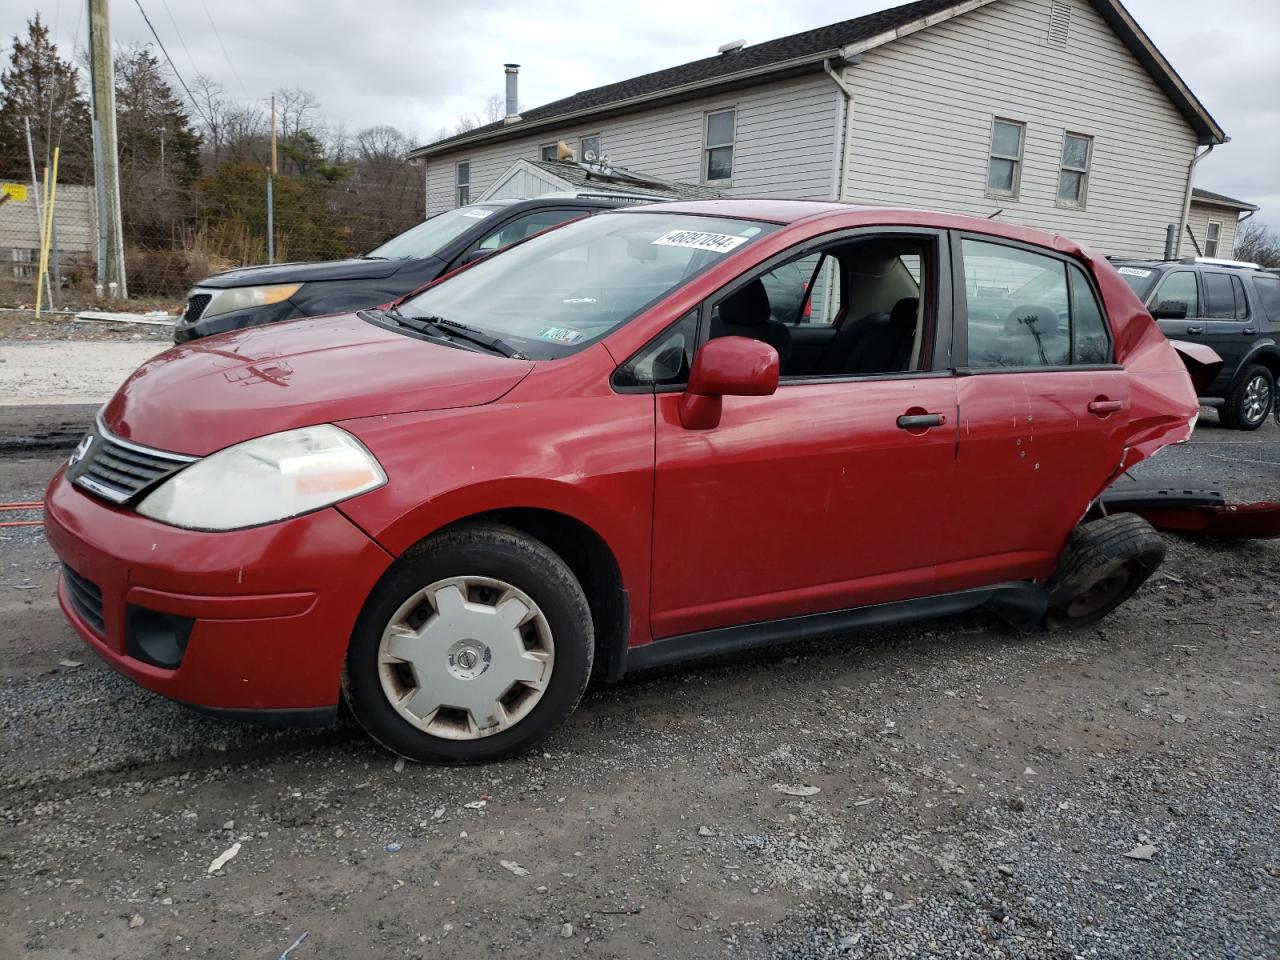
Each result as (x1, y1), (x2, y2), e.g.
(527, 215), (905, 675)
(611, 198), (1086, 252)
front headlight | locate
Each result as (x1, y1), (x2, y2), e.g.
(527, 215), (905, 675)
(137, 425), (385, 531)
(200, 283), (302, 320)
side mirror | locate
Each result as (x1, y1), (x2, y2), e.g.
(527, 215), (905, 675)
(1151, 300), (1189, 320)
(678, 336), (779, 430)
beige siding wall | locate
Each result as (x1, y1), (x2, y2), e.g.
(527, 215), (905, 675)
(423, 75), (840, 215)
(1186, 201), (1241, 259)
(0, 182), (97, 256)
(841, 0), (1199, 258)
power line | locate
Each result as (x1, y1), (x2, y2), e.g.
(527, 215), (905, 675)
(129, 0), (211, 127)
(158, 0), (201, 82)
(199, 0), (249, 97)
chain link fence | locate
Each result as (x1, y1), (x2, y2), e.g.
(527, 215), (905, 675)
(0, 143), (425, 310)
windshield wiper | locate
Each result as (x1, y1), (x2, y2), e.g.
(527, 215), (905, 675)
(410, 314), (524, 359)
(360, 254), (390, 260)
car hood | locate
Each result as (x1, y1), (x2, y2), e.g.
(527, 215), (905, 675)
(102, 313), (535, 456)
(200, 257), (408, 288)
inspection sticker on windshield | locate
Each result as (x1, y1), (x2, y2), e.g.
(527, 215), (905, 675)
(1117, 267), (1153, 277)
(652, 230), (750, 254)
(536, 326), (584, 344)
(460, 208), (493, 219)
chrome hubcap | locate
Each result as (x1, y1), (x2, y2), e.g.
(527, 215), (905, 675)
(377, 576), (554, 740)
(1242, 375), (1270, 424)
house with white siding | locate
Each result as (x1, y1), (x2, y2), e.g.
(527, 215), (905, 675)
(1186, 188), (1259, 259)
(411, 0), (1235, 260)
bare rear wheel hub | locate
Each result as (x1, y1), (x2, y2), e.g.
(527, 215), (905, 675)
(377, 576), (554, 740)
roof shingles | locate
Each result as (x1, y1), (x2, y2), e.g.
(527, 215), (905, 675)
(418, 0), (964, 154)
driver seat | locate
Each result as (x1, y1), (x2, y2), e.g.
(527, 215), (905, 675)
(710, 279), (792, 369)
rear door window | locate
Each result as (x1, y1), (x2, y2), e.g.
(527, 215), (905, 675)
(1203, 273), (1237, 319)
(1230, 275), (1250, 319)
(960, 239), (1111, 369)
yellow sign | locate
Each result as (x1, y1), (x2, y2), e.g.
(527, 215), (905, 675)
(1, 183), (29, 202)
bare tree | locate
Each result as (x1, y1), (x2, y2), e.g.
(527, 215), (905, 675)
(1235, 220), (1280, 268)
(275, 86), (321, 141)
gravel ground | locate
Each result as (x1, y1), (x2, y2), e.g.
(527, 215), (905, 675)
(0, 307), (178, 342)
(0, 418), (1276, 959)
(0, 340), (169, 406)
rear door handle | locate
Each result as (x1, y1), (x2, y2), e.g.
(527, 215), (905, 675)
(1185, 325), (1204, 335)
(1088, 399), (1125, 416)
(897, 413), (947, 429)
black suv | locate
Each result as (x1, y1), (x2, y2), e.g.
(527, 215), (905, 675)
(174, 193), (661, 343)
(1113, 257), (1280, 429)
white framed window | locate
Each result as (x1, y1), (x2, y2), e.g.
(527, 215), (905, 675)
(455, 161), (470, 206)
(579, 135), (602, 162)
(1057, 132), (1093, 208)
(986, 118), (1025, 198)
(1205, 220), (1222, 257)
(703, 108), (736, 183)
(539, 143), (558, 162)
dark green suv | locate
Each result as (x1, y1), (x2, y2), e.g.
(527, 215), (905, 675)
(1113, 257), (1280, 429)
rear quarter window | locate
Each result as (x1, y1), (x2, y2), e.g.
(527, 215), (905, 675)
(1251, 274), (1280, 323)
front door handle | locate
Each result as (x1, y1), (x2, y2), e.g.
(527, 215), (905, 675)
(897, 412), (946, 430)
(1088, 399), (1125, 416)
(1185, 325), (1204, 335)
(1243, 327), (1257, 335)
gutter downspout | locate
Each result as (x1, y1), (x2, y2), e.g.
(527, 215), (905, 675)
(824, 59), (856, 202)
(1175, 143), (1214, 258)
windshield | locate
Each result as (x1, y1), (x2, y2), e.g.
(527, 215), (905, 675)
(367, 205), (505, 260)
(1114, 265), (1160, 301)
(398, 212), (778, 359)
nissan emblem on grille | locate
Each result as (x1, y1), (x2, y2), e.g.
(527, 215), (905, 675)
(68, 419), (197, 506)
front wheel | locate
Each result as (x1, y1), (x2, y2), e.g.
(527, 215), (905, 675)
(343, 523), (593, 763)
(1220, 364), (1273, 430)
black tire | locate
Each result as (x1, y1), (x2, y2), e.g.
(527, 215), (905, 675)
(343, 523), (593, 763)
(1045, 513), (1166, 630)
(1219, 364), (1274, 431)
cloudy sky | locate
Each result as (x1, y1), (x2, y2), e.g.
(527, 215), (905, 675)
(18, 0), (1280, 227)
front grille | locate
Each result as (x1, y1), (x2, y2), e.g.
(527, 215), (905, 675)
(63, 565), (105, 636)
(184, 293), (212, 323)
(69, 425), (196, 505)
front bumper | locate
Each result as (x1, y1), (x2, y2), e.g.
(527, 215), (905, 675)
(43, 467), (393, 713)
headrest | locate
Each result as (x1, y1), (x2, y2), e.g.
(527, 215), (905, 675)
(889, 297), (919, 329)
(719, 279), (771, 328)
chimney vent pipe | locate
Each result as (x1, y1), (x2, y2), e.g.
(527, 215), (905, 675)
(504, 63), (521, 123)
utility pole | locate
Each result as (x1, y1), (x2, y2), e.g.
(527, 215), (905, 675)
(87, 0), (127, 298)
(266, 94), (276, 264)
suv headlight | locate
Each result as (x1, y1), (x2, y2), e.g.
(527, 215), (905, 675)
(137, 425), (385, 531)
(199, 283), (302, 320)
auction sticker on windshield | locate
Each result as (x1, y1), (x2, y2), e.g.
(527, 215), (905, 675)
(536, 326), (584, 344)
(461, 209), (494, 219)
(652, 230), (751, 254)
(1117, 267), (1153, 277)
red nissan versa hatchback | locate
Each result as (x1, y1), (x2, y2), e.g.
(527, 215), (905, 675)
(44, 200), (1200, 763)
